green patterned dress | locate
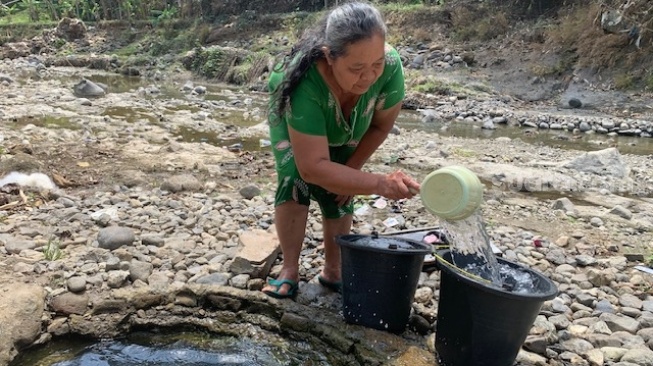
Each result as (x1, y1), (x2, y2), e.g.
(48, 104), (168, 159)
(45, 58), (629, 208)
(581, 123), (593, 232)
(267, 45), (405, 218)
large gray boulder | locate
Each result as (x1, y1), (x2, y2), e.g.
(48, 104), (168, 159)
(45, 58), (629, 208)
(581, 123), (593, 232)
(73, 79), (107, 98)
(563, 148), (629, 178)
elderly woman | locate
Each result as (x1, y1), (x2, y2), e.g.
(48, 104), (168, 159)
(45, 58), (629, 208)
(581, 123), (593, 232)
(264, 1), (420, 298)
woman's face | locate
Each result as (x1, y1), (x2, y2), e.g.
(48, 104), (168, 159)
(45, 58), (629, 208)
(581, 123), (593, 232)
(326, 33), (386, 95)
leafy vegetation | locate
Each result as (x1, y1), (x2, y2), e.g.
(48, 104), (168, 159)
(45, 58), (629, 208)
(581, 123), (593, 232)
(413, 77), (457, 95)
(646, 72), (653, 91)
(43, 237), (63, 261)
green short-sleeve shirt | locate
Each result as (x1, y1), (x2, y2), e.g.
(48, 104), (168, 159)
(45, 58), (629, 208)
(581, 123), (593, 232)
(267, 45), (405, 218)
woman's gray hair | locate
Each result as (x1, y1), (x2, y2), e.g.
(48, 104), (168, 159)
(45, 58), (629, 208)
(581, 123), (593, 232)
(270, 1), (387, 123)
(325, 2), (387, 58)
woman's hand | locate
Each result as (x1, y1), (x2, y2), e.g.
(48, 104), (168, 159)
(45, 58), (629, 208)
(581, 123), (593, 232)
(376, 170), (420, 200)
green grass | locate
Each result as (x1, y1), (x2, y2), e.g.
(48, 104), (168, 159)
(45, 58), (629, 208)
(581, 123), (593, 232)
(379, 1), (427, 12)
(614, 73), (635, 90)
(451, 148), (477, 158)
(0, 9), (31, 25)
(115, 41), (141, 56)
(645, 73), (653, 91)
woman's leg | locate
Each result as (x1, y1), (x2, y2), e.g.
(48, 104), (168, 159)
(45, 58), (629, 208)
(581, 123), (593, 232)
(262, 200), (309, 295)
(320, 214), (353, 282)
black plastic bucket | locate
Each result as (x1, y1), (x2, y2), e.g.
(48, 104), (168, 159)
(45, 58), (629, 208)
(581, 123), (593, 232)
(336, 234), (431, 333)
(435, 250), (558, 366)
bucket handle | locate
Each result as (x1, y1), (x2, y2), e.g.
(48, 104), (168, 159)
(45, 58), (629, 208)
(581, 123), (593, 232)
(432, 246), (493, 285)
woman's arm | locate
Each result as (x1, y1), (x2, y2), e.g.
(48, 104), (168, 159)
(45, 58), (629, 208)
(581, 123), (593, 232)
(345, 102), (402, 170)
(288, 120), (417, 200)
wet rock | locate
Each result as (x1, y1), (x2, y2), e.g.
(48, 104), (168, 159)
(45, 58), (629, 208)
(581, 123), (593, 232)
(47, 317), (70, 336)
(408, 314), (431, 335)
(97, 226), (135, 250)
(73, 79), (106, 98)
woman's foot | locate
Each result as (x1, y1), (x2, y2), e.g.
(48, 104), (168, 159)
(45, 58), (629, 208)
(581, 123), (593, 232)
(318, 267), (342, 292)
(317, 274), (342, 293)
(262, 268), (299, 298)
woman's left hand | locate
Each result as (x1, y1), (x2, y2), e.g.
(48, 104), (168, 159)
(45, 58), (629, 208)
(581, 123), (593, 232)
(336, 195), (354, 207)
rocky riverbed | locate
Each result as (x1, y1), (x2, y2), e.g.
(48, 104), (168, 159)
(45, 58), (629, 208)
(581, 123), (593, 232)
(1, 46), (653, 366)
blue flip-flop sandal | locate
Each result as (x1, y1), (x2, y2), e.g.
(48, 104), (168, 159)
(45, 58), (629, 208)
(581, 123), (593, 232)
(317, 275), (342, 293)
(263, 278), (299, 299)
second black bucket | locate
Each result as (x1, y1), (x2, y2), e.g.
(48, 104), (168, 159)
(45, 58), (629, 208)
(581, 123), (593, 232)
(435, 250), (558, 366)
(336, 234), (431, 333)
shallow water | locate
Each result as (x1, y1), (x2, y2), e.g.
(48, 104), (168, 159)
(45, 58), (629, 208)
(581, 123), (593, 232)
(10, 332), (331, 366)
(48, 73), (653, 155)
(461, 262), (538, 294)
(352, 236), (424, 251)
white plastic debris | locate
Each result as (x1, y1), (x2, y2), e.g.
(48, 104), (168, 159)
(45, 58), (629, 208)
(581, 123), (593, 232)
(383, 217), (400, 228)
(634, 265), (653, 275)
(373, 198), (388, 209)
(354, 204), (371, 216)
